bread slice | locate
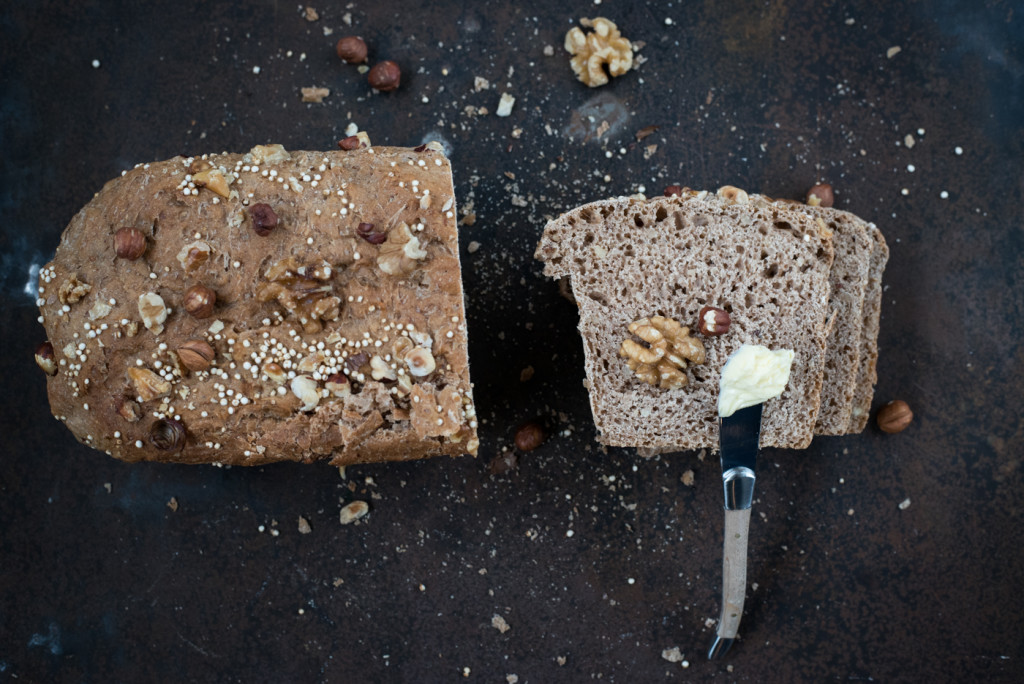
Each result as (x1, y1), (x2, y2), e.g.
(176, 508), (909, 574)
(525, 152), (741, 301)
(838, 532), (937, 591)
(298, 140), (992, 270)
(37, 143), (478, 466)
(535, 189), (835, 450)
(802, 207), (873, 435)
(847, 222), (889, 432)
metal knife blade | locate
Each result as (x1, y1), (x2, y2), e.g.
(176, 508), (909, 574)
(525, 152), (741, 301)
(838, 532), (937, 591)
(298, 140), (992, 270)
(707, 402), (762, 660)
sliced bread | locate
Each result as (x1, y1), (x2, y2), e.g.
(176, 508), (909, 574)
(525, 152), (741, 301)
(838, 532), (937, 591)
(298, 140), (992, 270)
(535, 189), (835, 451)
(847, 222), (889, 432)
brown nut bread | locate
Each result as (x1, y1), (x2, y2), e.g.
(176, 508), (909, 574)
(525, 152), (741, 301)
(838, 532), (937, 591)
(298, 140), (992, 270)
(535, 188), (835, 451)
(37, 143), (477, 466)
(847, 222), (889, 432)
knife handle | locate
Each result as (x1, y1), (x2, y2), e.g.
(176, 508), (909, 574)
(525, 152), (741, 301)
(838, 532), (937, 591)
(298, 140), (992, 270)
(716, 507), (752, 641)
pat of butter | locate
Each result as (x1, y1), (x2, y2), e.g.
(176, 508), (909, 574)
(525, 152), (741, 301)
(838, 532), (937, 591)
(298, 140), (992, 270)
(718, 344), (795, 418)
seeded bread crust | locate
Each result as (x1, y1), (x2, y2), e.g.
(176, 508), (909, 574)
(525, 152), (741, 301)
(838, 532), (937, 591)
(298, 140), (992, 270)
(847, 222), (889, 433)
(37, 145), (477, 466)
(535, 190), (835, 450)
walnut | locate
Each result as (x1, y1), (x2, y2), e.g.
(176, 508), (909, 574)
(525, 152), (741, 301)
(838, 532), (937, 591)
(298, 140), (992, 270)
(619, 316), (706, 390)
(191, 168), (232, 198)
(370, 355), (397, 381)
(256, 257), (342, 334)
(137, 292), (168, 335)
(128, 367), (172, 402)
(58, 275), (91, 305)
(377, 222), (428, 276)
(291, 375), (321, 412)
(247, 144), (291, 165)
(177, 241), (212, 271)
(87, 300), (112, 321)
(564, 17), (633, 87)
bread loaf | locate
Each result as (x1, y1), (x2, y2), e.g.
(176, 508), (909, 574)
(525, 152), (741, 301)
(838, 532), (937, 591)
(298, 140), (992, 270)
(535, 188), (835, 450)
(36, 143), (478, 466)
(847, 223), (889, 432)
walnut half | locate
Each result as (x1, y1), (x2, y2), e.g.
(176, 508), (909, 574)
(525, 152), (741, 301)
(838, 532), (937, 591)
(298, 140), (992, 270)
(619, 316), (706, 390)
(564, 17), (633, 88)
(256, 257), (341, 334)
(377, 222), (428, 276)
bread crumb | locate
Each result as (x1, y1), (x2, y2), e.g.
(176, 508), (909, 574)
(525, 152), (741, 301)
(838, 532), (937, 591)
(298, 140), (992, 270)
(556, 656), (567, 666)
(491, 614), (511, 633)
(681, 469), (695, 486)
(103, 482), (112, 493)
(496, 92), (516, 117)
(303, 6), (319, 21)
(886, 46), (902, 59)
(643, 144), (658, 160)
(904, 133), (915, 148)
(340, 500), (369, 524)
(506, 676), (519, 684)
(467, 241), (481, 253)
(333, 577), (344, 587)
(520, 365), (534, 382)
(661, 646), (684, 663)
(301, 87), (330, 103)
(473, 76), (490, 92)
(167, 497), (178, 512)
(298, 516), (312, 533)
(898, 498), (912, 510)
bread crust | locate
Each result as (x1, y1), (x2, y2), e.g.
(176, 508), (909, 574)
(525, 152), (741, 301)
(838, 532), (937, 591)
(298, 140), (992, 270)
(38, 145), (477, 465)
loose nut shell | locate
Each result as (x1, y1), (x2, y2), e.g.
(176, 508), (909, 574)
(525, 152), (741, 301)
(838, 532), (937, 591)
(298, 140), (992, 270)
(114, 227), (147, 260)
(697, 306), (731, 336)
(177, 340), (215, 372)
(35, 341), (58, 376)
(183, 285), (216, 319)
(877, 400), (913, 433)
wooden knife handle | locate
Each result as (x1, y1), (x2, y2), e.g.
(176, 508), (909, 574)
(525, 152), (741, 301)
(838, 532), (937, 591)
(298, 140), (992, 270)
(716, 507), (752, 640)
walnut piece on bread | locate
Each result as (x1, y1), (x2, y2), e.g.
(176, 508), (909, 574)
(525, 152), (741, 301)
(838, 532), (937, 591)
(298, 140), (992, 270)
(619, 316), (706, 390)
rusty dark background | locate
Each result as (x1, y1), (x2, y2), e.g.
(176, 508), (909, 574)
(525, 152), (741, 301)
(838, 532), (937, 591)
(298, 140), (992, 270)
(2, 0), (1022, 682)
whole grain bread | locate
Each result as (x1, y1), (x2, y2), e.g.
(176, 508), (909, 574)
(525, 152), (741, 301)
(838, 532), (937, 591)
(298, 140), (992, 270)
(847, 222), (889, 432)
(36, 143), (477, 466)
(802, 207), (873, 435)
(535, 188), (835, 450)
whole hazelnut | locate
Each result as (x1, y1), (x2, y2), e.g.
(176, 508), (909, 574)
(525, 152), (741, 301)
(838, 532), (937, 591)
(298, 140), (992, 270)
(177, 339), (215, 372)
(149, 418), (186, 452)
(514, 420), (547, 452)
(368, 60), (401, 92)
(35, 341), (58, 376)
(697, 306), (731, 336)
(183, 285), (216, 319)
(806, 183), (835, 208)
(336, 36), (368, 64)
(248, 203), (278, 236)
(114, 226), (147, 260)
(877, 400), (913, 434)
(664, 185), (684, 197)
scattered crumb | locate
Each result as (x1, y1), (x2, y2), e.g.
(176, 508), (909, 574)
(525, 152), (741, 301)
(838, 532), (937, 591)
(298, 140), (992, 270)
(661, 646), (684, 663)
(252, 66), (261, 75)
(643, 144), (658, 160)
(904, 133), (915, 148)
(596, 120), (611, 138)
(340, 500), (369, 524)
(103, 482), (112, 493)
(496, 92), (516, 117)
(940, 191), (949, 199)
(556, 656), (567, 666)
(705, 617), (716, 628)
(474, 76), (490, 92)
(342, 11), (352, 25)
(886, 46), (902, 59)
(506, 676), (519, 684)
(520, 366), (535, 382)
(91, 59), (100, 69)
(847, 508), (855, 516)
(303, 6), (319, 21)
(491, 614), (511, 633)
(467, 241), (481, 253)
(635, 125), (659, 141)
(301, 87), (330, 103)
(543, 45), (554, 57)
(332, 577), (344, 587)
(462, 667), (471, 677)
(955, 146), (963, 155)
(338, 465), (347, 479)
(681, 469), (695, 487)
(727, 664), (734, 673)
(298, 516), (312, 534)
(167, 497), (178, 512)
(899, 498), (912, 510)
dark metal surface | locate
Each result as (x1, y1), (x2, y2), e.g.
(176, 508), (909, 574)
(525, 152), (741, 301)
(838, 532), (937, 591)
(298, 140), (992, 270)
(2, 0), (1023, 681)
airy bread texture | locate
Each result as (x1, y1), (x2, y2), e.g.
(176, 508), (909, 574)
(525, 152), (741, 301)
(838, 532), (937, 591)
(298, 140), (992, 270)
(535, 190), (836, 450)
(847, 223), (889, 432)
(37, 144), (477, 466)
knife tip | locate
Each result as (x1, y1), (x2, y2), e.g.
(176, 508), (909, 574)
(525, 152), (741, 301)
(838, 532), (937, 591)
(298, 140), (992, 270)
(707, 635), (734, 660)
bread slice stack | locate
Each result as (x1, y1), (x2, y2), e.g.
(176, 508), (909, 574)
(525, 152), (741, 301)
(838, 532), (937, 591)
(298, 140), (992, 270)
(534, 187), (887, 451)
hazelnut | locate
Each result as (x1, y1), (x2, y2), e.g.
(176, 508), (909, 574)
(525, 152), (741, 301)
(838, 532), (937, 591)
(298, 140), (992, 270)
(325, 372), (350, 397)
(249, 203), (278, 236)
(339, 500), (369, 524)
(336, 35), (368, 63)
(664, 185), (684, 197)
(114, 227), (147, 260)
(877, 400), (913, 434)
(338, 136), (362, 151)
(368, 60), (401, 92)
(697, 306), (731, 336)
(262, 362), (288, 385)
(183, 285), (216, 319)
(177, 340), (215, 372)
(35, 341), (58, 376)
(806, 183), (834, 208)
(117, 398), (142, 423)
(404, 346), (436, 377)
(514, 421), (546, 451)
(149, 418), (186, 452)
(356, 222), (386, 245)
